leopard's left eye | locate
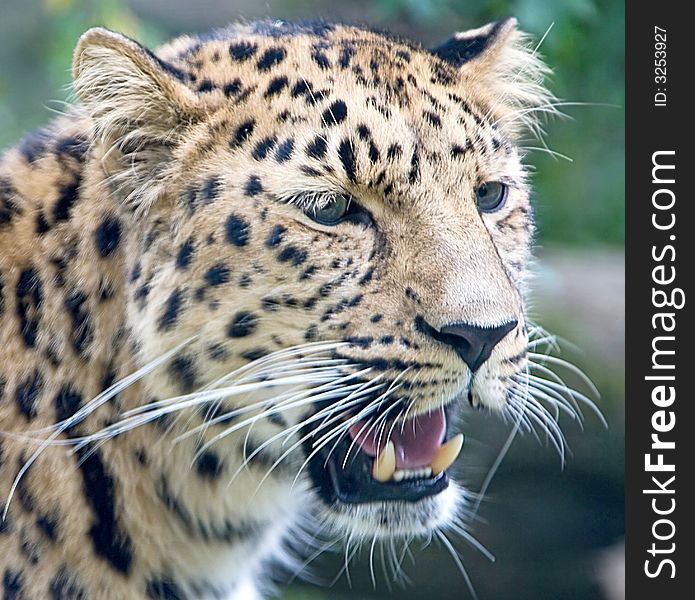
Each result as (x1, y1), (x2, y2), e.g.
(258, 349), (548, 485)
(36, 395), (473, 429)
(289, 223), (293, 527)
(476, 181), (507, 213)
(308, 194), (350, 225)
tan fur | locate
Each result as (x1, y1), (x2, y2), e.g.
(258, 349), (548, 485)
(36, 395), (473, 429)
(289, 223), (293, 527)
(0, 20), (551, 599)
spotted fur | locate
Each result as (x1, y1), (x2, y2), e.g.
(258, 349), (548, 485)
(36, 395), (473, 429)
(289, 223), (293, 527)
(1, 19), (556, 599)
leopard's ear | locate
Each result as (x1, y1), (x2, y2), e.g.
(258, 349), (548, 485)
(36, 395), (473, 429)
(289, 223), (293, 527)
(72, 28), (210, 211)
(430, 18), (519, 69)
(430, 18), (554, 139)
(72, 27), (202, 147)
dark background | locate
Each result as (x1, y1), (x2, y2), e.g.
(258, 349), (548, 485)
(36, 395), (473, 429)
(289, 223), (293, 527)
(0, 1), (625, 598)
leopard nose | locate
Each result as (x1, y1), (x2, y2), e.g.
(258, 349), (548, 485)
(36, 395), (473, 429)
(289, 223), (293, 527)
(438, 320), (518, 372)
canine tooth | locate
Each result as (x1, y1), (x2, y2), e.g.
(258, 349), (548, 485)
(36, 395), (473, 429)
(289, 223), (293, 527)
(431, 434), (464, 476)
(372, 441), (396, 482)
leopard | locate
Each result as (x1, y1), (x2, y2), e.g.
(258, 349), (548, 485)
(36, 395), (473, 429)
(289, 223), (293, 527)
(0, 17), (565, 599)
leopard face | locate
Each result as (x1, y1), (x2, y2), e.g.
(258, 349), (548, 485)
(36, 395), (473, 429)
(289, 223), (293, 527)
(69, 19), (549, 541)
(0, 19), (556, 598)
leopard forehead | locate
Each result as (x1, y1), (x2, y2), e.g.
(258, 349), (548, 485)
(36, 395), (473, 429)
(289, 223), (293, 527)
(159, 21), (521, 179)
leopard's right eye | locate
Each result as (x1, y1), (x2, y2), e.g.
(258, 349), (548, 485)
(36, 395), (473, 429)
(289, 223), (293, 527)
(308, 194), (350, 225)
(475, 181), (507, 213)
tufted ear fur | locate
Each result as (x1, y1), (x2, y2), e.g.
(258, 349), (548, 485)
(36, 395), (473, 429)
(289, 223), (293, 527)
(430, 18), (555, 139)
(72, 28), (205, 210)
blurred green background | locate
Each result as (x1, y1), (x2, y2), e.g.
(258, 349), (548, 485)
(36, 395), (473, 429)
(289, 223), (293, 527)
(0, 1), (624, 599)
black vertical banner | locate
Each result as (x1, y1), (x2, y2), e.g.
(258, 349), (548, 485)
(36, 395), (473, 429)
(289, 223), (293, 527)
(625, 1), (693, 598)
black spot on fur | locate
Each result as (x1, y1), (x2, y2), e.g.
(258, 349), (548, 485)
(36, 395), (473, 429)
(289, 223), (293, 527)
(277, 245), (308, 266)
(424, 110), (442, 128)
(147, 577), (187, 600)
(261, 297), (281, 311)
(176, 239), (195, 270)
(95, 216), (121, 257)
(35, 211), (50, 234)
(356, 125), (380, 163)
(75, 445), (133, 574)
(0, 510), (10, 535)
(387, 143), (402, 159)
(129, 262), (142, 283)
(204, 264), (231, 286)
(323, 100), (348, 125)
(227, 311), (258, 338)
(256, 46), (287, 71)
(370, 314), (383, 323)
(339, 47), (354, 68)
(311, 49), (331, 69)
(275, 137), (295, 162)
(306, 136), (327, 159)
(56, 136), (89, 161)
(196, 79), (214, 93)
(207, 343), (230, 362)
(318, 282), (333, 297)
(168, 355), (198, 393)
(430, 61), (455, 86)
(37, 513), (59, 542)
(451, 144), (467, 158)
(0, 177), (19, 226)
(19, 130), (48, 163)
(290, 79), (312, 98)
(346, 336), (373, 349)
(408, 147), (420, 183)
(303, 297), (318, 310)
(49, 567), (86, 600)
(405, 286), (420, 302)
(338, 138), (357, 182)
(15, 454), (36, 512)
(265, 224), (286, 247)
(304, 324), (318, 341)
(54, 385), (83, 424)
(359, 267), (374, 285)
(3, 570), (24, 599)
(264, 76), (289, 98)
(229, 41), (257, 61)
(203, 177), (221, 202)
(135, 281), (151, 304)
(349, 294), (364, 307)
(242, 348), (269, 361)
(223, 79), (242, 96)
(64, 291), (94, 355)
(300, 265), (317, 280)
(16, 267), (43, 347)
(195, 451), (224, 479)
(225, 213), (250, 246)
(300, 166), (322, 177)
(0, 207), (12, 227)
(158, 289), (185, 331)
(244, 175), (263, 197)
(53, 176), (81, 221)
(230, 119), (255, 148)
(15, 370), (43, 419)
(253, 136), (277, 160)
(20, 528), (40, 564)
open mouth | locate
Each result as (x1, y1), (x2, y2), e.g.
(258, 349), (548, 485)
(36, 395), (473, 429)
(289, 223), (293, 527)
(306, 407), (463, 504)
